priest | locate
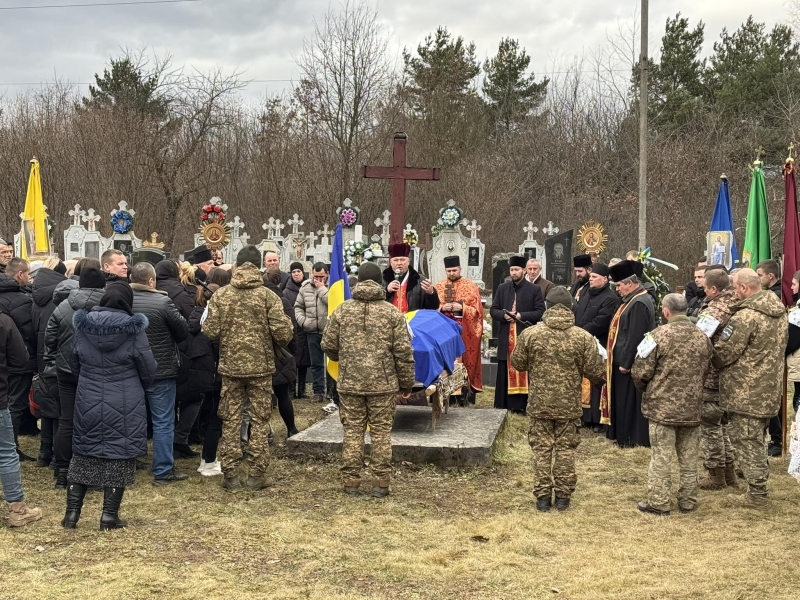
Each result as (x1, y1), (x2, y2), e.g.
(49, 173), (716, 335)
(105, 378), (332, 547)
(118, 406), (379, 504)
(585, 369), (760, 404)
(490, 255), (546, 412)
(435, 256), (484, 399)
(570, 254), (593, 301)
(184, 245), (215, 278)
(602, 260), (655, 447)
(382, 243), (439, 313)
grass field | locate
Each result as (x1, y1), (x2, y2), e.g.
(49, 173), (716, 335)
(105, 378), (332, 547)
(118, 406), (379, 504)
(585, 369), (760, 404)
(1, 390), (798, 600)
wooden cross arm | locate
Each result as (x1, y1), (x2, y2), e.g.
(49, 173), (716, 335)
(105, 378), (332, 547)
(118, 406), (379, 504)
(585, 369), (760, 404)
(362, 166), (441, 180)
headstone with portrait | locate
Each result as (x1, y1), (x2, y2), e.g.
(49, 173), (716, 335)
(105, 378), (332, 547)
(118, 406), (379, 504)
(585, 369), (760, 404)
(63, 204), (109, 261)
(108, 201), (142, 262)
(517, 221), (547, 275)
(545, 230), (574, 286)
(427, 201), (485, 289)
(132, 232), (167, 266)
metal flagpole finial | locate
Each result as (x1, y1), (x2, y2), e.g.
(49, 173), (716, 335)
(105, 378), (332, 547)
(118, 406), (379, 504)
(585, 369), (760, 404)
(788, 142), (795, 164)
(720, 173), (728, 180)
(753, 146), (766, 166)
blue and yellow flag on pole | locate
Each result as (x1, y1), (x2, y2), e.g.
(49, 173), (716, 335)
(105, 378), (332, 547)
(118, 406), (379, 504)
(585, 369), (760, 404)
(20, 157), (51, 259)
(327, 224), (352, 379)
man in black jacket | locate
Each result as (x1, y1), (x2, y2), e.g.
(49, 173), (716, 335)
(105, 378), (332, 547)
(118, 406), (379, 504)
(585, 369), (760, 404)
(574, 263), (620, 431)
(0, 258), (37, 461)
(570, 254), (593, 301)
(382, 243), (439, 313)
(101, 249), (128, 282)
(130, 262), (189, 485)
(490, 255), (546, 413)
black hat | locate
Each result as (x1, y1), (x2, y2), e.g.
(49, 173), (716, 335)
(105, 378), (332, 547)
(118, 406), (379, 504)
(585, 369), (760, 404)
(236, 245), (262, 268)
(99, 281), (134, 316)
(573, 254), (592, 268)
(444, 256), (460, 269)
(609, 260), (637, 282)
(546, 287), (573, 308)
(358, 262), (382, 284)
(509, 256), (527, 269)
(185, 245), (213, 265)
(289, 262), (304, 273)
(633, 261), (644, 277)
(53, 260), (67, 275)
(79, 267), (106, 290)
(591, 263), (610, 277)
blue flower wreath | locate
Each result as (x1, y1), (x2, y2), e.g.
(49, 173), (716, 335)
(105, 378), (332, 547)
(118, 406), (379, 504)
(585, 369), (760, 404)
(110, 210), (134, 234)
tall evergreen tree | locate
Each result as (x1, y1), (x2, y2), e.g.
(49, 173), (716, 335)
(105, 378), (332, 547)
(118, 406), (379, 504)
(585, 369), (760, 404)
(482, 38), (548, 130)
(82, 56), (168, 118)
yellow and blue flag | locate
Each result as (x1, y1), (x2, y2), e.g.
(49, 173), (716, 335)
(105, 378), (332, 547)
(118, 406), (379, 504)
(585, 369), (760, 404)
(327, 224), (352, 379)
(405, 310), (465, 386)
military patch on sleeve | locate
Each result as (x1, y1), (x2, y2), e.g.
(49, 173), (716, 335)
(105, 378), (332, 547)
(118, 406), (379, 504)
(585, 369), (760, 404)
(720, 324), (734, 341)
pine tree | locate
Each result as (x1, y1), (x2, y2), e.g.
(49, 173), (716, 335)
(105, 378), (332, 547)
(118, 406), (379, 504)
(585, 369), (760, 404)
(82, 56), (168, 117)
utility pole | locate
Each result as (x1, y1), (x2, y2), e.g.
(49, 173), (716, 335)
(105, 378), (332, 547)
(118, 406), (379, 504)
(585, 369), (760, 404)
(638, 0), (649, 251)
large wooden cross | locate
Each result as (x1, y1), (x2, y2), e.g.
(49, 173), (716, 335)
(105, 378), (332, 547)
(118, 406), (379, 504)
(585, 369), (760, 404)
(362, 132), (440, 244)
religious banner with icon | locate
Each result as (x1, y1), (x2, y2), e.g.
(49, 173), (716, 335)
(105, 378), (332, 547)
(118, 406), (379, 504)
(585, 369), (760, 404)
(577, 221), (607, 255)
(199, 198), (231, 250)
(707, 231), (733, 270)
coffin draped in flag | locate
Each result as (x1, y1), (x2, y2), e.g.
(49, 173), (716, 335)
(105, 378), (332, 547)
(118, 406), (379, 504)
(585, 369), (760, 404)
(326, 224), (352, 379)
(404, 309), (466, 387)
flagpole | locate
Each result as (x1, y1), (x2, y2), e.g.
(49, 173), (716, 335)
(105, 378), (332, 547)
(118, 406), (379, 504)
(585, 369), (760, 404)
(638, 0), (649, 250)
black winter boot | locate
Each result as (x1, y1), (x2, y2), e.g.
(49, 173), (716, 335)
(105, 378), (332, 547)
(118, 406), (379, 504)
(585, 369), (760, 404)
(54, 469), (68, 490)
(61, 482), (88, 529)
(99, 487), (128, 531)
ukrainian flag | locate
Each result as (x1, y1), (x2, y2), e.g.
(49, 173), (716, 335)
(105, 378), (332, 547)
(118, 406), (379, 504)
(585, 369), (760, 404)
(327, 224), (352, 379)
(405, 310), (465, 386)
(20, 157), (51, 259)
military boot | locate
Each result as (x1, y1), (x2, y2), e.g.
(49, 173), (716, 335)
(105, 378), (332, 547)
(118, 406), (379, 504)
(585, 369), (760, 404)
(7, 501), (42, 527)
(343, 479), (361, 496)
(245, 475), (272, 491)
(554, 497), (571, 511)
(371, 479), (390, 498)
(724, 463), (738, 488)
(221, 476), (242, 491)
(698, 467), (726, 491)
(725, 493), (768, 510)
(536, 496), (552, 512)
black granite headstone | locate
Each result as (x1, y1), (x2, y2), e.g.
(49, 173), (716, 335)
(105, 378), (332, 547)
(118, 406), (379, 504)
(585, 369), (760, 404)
(131, 248), (166, 267)
(491, 257), (510, 338)
(545, 230), (573, 287)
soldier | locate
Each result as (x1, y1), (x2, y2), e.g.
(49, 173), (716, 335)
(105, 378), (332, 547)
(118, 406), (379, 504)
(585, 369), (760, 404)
(321, 262), (415, 498)
(697, 267), (739, 490)
(510, 287), (605, 512)
(202, 246), (293, 491)
(713, 268), (788, 508)
(632, 294), (713, 516)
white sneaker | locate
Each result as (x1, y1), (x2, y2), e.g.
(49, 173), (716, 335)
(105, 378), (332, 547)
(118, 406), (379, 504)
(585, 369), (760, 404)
(323, 401), (339, 414)
(200, 460), (222, 476)
(197, 459), (207, 473)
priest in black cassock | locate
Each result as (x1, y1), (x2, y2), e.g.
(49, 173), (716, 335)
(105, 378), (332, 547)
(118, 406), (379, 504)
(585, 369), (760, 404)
(602, 260), (655, 447)
(570, 254), (593, 301)
(491, 256), (545, 413)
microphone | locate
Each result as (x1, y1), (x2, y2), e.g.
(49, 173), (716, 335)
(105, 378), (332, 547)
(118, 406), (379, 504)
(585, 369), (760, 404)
(394, 270), (403, 281)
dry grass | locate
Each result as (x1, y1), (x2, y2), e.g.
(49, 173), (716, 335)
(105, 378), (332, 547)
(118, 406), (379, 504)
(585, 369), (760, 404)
(1, 391), (798, 600)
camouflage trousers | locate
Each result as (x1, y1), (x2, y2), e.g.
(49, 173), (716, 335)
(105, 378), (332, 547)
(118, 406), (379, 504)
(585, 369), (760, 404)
(728, 413), (770, 500)
(218, 376), (272, 478)
(338, 393), (396, 485)
(528, 418), (580, 499)
(701, 390), (734, 470)
(647, 423), (700, 512)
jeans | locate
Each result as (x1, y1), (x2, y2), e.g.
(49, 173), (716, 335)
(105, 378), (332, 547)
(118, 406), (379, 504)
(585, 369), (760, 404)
(307, 332), (326, 396)
(0, 409), (24, 502)
(8, 373), (33, 447)
(146, 378), (176, 478)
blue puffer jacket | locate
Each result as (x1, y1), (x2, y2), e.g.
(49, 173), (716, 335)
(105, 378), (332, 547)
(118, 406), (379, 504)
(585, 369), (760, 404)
(71, 307), (157, 460)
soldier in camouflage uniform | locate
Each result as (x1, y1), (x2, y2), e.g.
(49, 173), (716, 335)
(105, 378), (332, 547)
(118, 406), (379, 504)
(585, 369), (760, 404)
(510, 287), (605, 512)
(632, 294), (713, 516)
(321, 262), (415, 498)
(713, 269), (788, 508)
(697, 267), (739, 490)
(202, 246), (293, 491)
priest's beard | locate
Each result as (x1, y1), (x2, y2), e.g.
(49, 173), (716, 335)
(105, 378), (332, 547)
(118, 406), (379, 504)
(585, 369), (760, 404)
(447, 275), (461, 282)
(575, 274), (589, 286)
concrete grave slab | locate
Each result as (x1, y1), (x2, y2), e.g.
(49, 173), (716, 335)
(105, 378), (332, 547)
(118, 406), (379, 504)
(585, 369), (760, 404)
(287, 406), (507, 468)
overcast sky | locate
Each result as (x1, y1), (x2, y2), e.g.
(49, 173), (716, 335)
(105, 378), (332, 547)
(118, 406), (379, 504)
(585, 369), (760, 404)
(0, 0), (791, 104)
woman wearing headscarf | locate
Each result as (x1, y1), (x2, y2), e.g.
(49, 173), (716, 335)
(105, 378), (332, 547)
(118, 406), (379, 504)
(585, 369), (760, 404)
(63, 281), (156, 530)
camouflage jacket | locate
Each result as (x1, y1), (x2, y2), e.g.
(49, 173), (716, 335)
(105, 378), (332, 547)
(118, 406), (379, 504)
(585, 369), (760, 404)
(321, 280), (415, 395)
(712, 291), (788, 418)
(509, 304), (605, 420)
(701, 288), (739, 391)
(202, 263), (293, 378)
(632, 316), (712, 426)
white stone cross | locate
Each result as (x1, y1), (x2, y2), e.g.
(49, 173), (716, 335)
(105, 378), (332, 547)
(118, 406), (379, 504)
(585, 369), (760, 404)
(288, 214), (304, 235)
(542, 221), (560, 236)
(83, 208), (101, 232)
(239, 231), (250, 245)
(306, 230), (318, 249)
(465, 219), (482, 240)
(317, 223), (332, 246)
(262, 218), (275, 237)
(273, 219), (285, 237)
(114, 200), (135, 218)
(231, 216), (245, 237)
(374, 210), (391, 246)
(524, 221), (539, 241)
(69, 204), (85, 226)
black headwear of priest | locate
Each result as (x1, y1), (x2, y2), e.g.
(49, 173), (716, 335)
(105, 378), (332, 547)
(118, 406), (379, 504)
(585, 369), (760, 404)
(185, 245), (213, 265)
(444, 256), (460, 269)
(509, 256), (527, 269)
(608, 259), (638, 282)
(592, 263), (610, 277)
(573, 254), (592, 268)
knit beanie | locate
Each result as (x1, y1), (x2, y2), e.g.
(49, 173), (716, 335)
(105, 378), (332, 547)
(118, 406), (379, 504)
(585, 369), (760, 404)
(546, 287), (573, 309)
(79, 267), (106, 290)
(357, 262), (382, 284)
(236, 245), (262, 268)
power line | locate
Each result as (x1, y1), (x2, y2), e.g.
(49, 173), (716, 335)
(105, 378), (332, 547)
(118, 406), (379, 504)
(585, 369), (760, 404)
(0, 0), (202, 10)
(0, 79), (293, 86)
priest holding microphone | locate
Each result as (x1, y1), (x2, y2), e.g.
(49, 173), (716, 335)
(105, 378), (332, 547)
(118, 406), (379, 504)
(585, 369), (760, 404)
(382, 243), (440, 313)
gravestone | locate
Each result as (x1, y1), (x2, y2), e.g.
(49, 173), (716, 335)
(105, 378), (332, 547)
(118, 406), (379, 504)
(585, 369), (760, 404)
(287, 406), (507, 467)
(282, 214), (308, 271)
(258, 217), (286, 267)
(132, 232), (166, 266)
(63, 204), (108, 261)
(312, 223), (334, 265)
(108, 201), (142, 261)
(545, 229), (574, 286)
(226, 216), (250, 264)
(427, 200), (485, 288)
(518, 221), (546, 272)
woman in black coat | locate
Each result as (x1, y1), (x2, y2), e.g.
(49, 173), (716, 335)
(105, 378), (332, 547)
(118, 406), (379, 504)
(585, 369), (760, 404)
(64, 282), (156, 530)
(264, 270), (299, 436)
(155, 260), (195, 320)
(283, 262), (310, 399)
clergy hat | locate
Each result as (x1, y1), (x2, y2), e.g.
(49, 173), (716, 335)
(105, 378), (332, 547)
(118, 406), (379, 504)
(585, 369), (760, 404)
(573, 254), (592, 268)
(388, 243), (411, 258)
(289, 261), (304, 273)
(591, 263), (610, 277)
(444, 256), (460, 269)
(185, 245), (213, 265)
(509, 255), (527, 268)
(608, 259), (637, 282)
(546, 287), (573, 308)
(633, 261), (644, 277)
